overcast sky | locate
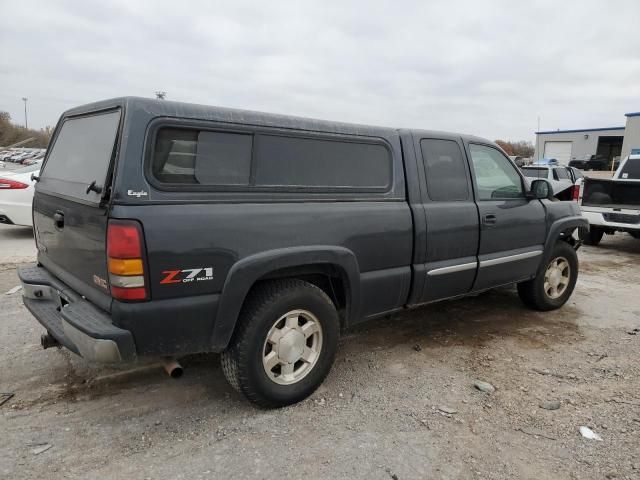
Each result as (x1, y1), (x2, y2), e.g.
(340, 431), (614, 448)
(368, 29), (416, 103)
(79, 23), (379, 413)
(1, 0), (639, 141)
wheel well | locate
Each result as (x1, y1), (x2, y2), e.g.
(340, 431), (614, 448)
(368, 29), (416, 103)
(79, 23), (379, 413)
(559, 227), (578, 247)
(250, 264), (349, 326)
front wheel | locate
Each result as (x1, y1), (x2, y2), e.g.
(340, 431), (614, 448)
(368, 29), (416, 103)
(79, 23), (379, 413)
(517, 241), (578, 311)
(221, 279), (339, 408)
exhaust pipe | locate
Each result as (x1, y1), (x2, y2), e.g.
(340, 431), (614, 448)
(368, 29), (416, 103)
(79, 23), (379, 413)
(41, 333), (61, 350)
(162, 358), (183, 378)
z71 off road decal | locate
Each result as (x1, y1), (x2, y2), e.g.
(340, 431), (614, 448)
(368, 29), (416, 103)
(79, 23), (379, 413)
(160, 267), (214, 284)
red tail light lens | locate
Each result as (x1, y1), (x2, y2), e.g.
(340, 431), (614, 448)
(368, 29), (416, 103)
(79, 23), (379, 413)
(107, 220), (148, 301)
(0, 178), (28, 189)
(108, 221), (143, 258)
(571, 184), (580, 202)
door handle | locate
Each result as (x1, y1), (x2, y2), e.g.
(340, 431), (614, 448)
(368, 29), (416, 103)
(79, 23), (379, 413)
(483, 214), (497, 225)
(53, 211), (64, 229)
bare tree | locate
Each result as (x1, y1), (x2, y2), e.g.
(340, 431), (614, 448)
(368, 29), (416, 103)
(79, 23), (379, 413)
(495, 139), (534, 158)
(0, 111), (52, 148)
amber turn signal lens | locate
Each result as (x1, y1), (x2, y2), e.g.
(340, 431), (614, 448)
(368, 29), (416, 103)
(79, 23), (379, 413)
(108, 258), (144, 276)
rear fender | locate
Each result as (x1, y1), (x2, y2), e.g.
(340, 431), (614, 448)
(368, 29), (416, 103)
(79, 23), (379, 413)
(210, 246), (360, 351)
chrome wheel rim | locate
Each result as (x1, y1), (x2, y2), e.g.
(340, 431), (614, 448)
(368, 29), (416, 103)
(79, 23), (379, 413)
(262, 309), (323, 385)
(544, 256), (570, 299)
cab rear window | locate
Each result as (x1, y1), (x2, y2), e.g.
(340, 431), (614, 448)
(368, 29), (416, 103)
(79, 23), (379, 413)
(40, 110), (121, 203)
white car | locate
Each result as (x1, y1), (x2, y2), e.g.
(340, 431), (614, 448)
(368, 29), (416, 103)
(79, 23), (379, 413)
(0, 163), (41, 227)
(520, 165), (583, 200)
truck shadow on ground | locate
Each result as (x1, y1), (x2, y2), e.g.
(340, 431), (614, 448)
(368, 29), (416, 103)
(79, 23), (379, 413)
(345, 287), (581, 354)
(39, 286), (581, 408)
(585, 234), (640, 255)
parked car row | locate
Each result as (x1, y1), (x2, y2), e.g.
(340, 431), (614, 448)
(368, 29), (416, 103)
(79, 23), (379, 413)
(569, 154), (620, 172)
(0, 148), (46, 166)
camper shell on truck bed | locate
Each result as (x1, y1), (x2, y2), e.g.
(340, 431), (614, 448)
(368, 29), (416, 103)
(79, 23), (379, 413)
(20, 97), (586, 407)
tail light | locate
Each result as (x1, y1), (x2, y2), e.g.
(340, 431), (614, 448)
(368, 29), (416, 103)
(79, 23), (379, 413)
(107, 220), (148, 301)
(571, 184), (580, 202)
(0, 178), (28, 189)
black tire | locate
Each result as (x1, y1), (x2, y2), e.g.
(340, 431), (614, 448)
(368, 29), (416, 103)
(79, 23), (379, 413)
(629, 231), (640, 240)
(221, 279), (339, 408)
(579, 226), (604, 246)
(517, 241), (579, 311)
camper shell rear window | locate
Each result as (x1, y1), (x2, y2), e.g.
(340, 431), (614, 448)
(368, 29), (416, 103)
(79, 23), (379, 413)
(39, 110), (121, 204)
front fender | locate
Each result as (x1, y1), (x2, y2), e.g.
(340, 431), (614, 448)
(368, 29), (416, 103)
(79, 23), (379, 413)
(539, 214), (588, 273)
(210, 246), (360, 351)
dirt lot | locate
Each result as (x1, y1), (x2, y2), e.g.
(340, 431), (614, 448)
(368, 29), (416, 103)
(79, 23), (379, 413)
(1, 227), (639, 480)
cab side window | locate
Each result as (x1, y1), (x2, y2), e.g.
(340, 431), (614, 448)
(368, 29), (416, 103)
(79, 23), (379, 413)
(469, 144), (524, 200)
(420, 139), (469, 201)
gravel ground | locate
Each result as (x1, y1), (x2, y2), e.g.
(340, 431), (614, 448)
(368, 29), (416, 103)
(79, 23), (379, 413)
(0, 225), (36, 264)
(1, 229), (639, 480)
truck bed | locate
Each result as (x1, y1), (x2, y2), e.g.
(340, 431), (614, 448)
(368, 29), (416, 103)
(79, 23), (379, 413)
(582, 178), (640, 210)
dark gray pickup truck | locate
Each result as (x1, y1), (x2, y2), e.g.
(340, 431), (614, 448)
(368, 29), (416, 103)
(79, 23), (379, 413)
(20, 97), (587, 407)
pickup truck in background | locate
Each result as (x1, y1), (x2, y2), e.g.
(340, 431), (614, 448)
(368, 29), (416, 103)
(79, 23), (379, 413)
(579, 154), (640, 245)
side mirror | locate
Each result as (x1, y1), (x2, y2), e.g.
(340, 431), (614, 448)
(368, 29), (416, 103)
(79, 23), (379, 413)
(528, 179), (553, 200)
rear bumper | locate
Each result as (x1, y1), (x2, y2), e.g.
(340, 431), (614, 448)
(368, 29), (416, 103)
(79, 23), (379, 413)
(18, 264), (136, 363)
(582, 210), (640, 231)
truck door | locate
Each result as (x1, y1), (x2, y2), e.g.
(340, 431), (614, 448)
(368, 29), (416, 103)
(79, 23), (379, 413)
(465, 143), (546, 290)
(416, 136), (479, 303)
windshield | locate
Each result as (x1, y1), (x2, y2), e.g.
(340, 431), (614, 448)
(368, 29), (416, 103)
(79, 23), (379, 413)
(39, 110), (121, 203)
(522, 167), (548, 178)
(619, 159), (640, 180)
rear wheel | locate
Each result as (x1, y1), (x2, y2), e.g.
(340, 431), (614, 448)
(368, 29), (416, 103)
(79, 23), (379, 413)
(221, 279), (339, 408)
(579, 226), (604, 246)
(629, 231), (640, 240)
(517, 241), (578, 311)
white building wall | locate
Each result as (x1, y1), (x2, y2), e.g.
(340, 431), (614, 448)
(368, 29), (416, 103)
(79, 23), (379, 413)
(534, 128), (625, 164)
(621, 114), (640, 158)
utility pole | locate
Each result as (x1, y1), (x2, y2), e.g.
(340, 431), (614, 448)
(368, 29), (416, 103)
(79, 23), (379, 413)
(22, 97), (28, 129)
(155, 91), (167, 100)
(536, 116), (540, 161)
